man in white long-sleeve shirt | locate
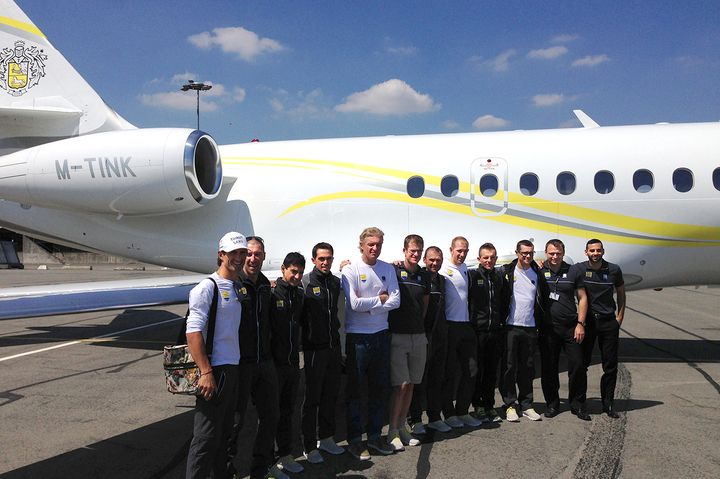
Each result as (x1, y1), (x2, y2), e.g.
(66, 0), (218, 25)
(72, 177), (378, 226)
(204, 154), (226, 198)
(342, 227), (400, 459)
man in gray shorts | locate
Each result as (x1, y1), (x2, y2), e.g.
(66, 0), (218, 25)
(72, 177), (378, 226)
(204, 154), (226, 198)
(387, 234), (430, 451)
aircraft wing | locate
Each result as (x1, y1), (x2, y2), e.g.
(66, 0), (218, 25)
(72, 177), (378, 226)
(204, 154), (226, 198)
(0, 274), (205, 320)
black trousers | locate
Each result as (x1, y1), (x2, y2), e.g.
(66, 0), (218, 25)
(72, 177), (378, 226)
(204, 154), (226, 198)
(472, 329), (504, 410)
(441, 321), (478, 418)
(583, 316), (620, 406)
(540, 323), (587, 410)
(301, 348), (341, 452)
(275, 363), (300, 458)
(186, 365), (239, 479)
(501, 326), (537, 410)
(227, 360), (279, 479)
(409, 326), (448, 424)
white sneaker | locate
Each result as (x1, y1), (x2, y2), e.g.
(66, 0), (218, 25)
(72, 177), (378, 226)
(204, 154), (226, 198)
(506, 406), (520, 422)
(304, 449), (324, 464)
(459, 413), (482, 427)
(387, 431), (405, 452)
(267, 464), (290, 479)
(277, 455), (303, 473)
(410, 422), (426, 435)
(444, 415), (464, 428)
(523, 408), (542, 421)
(427, 419), (452, 432)
(399, 428), (421, 446)
(318, 436), (345, 455)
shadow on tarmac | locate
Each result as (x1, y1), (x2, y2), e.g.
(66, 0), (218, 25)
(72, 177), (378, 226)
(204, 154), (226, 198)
(3, 308), (717, 478)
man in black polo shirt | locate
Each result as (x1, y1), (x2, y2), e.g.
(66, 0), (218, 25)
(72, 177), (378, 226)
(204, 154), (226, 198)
(576, 238), (626, 418)
(468, 242), (508, 423)
(539, 239), (590, 421)
(387, 234), (429, 451)
(407, 245), (451, 434)
(226, 236), (283, 479)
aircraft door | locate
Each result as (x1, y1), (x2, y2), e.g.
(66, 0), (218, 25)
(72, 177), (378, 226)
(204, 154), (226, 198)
(471, 157), (508, 216)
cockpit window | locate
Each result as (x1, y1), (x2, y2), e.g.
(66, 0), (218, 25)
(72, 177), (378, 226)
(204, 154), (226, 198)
(633, 169), (654, 193)
(407, 176), (425, 198)
(441, 175), (460, 197)
(714, 167), (720, 191)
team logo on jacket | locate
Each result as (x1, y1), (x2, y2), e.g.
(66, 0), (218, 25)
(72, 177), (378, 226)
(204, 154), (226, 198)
(276, 300), (284, 308)
(476, 279), (484, 285)
(360, 274), (367, 282)
(446, 269), (453, 276)
(0, 41), (47, 97)
(544, 271), (551, 278)
(586, 271), (593, 278)
(312, 286), (321, 296)
(400, 270), (408, 280)
(221, 290), (231, 301)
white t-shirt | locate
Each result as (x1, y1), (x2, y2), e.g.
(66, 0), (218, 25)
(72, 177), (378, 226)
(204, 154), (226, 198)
(441, 262), (469, 322)
(342, 258), (400, 334)
(186, 272), (242, 366)
(507, 265), (537, 327)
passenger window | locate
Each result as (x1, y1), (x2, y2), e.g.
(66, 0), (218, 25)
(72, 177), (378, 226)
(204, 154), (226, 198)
(519, 173), (539, 196)
(407, 176), (425, 198)
(672, 168), (693, 193)
(440, 175), (459, 197)
(633, 169), (654, 193)
(479, 174), (498, 197)
(594, 170), (614, 194)
(714, 167), (720, 191)
(556, 172), (576, 195)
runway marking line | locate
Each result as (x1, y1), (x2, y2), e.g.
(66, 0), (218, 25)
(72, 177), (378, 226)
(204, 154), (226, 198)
(0, 316), (183, 363)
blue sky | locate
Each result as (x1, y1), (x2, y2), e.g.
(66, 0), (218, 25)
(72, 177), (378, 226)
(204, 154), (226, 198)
(18, 0), (720, 144)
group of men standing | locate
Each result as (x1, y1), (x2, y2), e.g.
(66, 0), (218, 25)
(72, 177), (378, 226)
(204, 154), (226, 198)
(183, 228), (626, 479)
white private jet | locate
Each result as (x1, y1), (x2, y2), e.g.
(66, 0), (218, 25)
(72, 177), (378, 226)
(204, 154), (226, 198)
(1, 0), (719, 317)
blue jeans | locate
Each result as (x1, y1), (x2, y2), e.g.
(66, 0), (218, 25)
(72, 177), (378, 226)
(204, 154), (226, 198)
(345, 330), (390, 442)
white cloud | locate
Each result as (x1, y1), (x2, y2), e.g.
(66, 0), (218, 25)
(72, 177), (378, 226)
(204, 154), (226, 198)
(171, 72), (200, 85)
(442, 119), (460, 130)
(485, 49), (516, 72)
(532, 93), (565, 107)
(268, 89), (330, 119)
(572, 54), (610, 67)
(140, 91), (219, 111)
(472, 114), (510, 130)
(233, 87), (247, 102)
(188, 27), (285, 61)
(527, 46), (568, 60)
(269, 97), (284, 112)
(552, 34), (579, 44)
(387, 45), (418, 55)
(335, 79), (440, 116)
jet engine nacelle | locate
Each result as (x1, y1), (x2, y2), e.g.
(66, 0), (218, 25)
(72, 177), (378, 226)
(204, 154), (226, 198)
(0, 128), (222, 216)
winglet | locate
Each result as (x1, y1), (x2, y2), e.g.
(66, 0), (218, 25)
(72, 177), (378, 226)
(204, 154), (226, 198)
(573, 110), (600, 128)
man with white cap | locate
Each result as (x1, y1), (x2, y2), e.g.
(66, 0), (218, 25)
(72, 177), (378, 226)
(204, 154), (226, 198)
(186, 232), (248, 479)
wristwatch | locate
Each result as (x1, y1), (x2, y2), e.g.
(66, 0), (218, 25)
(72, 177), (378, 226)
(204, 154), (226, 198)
(577, 320), (586, 327)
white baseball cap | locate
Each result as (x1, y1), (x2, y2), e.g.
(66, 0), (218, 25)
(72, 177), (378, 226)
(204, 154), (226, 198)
(218, 232), (248, 252)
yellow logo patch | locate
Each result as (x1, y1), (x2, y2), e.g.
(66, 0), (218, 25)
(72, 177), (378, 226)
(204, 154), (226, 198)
(276, 300), (284, 308)
(400, 271), (408, 280)
(477, 279), (484, 285)
(312, 286), (321, 296)
(447, 269), (454, 276)
(221, 290), (231, 301)
(586, 272), (593, 278)
(360, 274), (367, 282)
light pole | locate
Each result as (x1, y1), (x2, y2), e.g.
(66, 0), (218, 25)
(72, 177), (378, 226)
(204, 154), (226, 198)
(181, 80), (212, 130)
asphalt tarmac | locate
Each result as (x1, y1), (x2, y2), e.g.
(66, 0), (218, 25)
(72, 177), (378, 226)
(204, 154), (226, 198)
(0, 268), (718, 478)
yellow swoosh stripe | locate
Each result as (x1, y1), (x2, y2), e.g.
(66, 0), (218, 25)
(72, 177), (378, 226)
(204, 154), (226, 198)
(225, 156), (720, 241)
(0, 16), (45, 39)
(278, 190), (720, 247)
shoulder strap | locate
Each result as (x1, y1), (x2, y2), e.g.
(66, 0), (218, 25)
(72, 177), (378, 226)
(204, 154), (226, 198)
(204, 277), (219, 356)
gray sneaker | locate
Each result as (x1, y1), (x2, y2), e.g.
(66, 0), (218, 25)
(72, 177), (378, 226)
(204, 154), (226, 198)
(318, 436), (345, 455)
(427, 419), (452, 432)
(304, 449), (324, 464)
(444, 415), (464, 429)
(367, 437), (395, 455)
(411, 422), (426, 435)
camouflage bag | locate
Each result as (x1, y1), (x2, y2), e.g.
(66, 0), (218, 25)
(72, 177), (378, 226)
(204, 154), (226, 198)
(163, 277), (218, 394)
